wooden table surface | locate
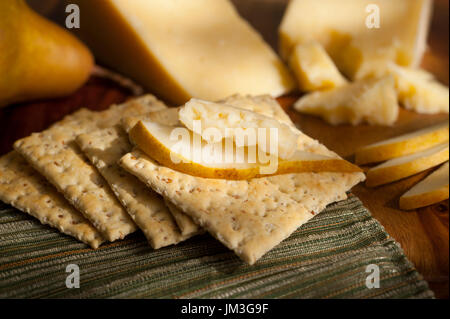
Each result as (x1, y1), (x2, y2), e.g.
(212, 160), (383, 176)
(1, 0), (449, 298)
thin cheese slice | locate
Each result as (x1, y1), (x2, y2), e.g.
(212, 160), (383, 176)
(73, 0), (295, 104)
(179, 99), (299, 159)
(366, 142), (449, 187)
(399, 162), (449, 210)
(279, 0), (433, 79)
(218, 94), (294, 127)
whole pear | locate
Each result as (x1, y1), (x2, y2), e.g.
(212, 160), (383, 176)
(0, 0), (94, 107)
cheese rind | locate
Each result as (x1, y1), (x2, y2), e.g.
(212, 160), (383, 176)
(73, 0), (294, 104)
(289, 42), (348, 92)
(294, 76), (399, 126)
(399, 162), (449, 210)
(279, 0), (433, 79)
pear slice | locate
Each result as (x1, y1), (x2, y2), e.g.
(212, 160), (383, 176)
(293, 75), (399, 126)
(355, 122), (449, 164)
(178, 99), (298, 159)
(399, 162), (449, 210)
(366, 142), (449, 187)
(289, 41), (348, 92)
(129, 120), (361, 180)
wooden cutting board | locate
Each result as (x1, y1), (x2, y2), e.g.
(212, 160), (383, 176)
(1, 0), (449, 298)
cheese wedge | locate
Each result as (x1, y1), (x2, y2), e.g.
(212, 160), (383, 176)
(179, 99), (298, 159)
(289, 42), (348, 92)
(279, 0), (433, 80)
(294, 76), (399, 126)
(366, 142), (449, 187)
(388, 64), (449, 114)
(128, 120), (361, 180)
(356, 122), (449, 164)
(72, 0), (295, 105)
(399, 162), (449, 210)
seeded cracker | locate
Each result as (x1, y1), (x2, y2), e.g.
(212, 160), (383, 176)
(0, 152), (104, 248)
(76, 124), (198, 248)
(120, 149), (364, 264)
(119, 95), (365, 263)
(14, 95), (165, 241)
(164, 198), (204, 237)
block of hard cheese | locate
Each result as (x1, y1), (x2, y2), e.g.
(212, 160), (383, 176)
(72, 0), (295, 104)
(279, 0), (433, 80)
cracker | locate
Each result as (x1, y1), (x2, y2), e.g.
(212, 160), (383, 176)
(76, 125), (197, 248)
(122, 107), (205, 238)
(120, 149), (364, 264)
(164, 198), (203, 237)
(13, 95), (165, 241)
(119, 94), (364, 264)
(0, 152), (104, 248)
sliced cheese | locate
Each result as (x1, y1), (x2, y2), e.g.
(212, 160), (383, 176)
(388, 64), (449, 114)
(289, 42), (348, 92)
(356, 122), (449, 164)
(123, 93), (291, 131)
(294, 75), (399, 126)
(218, 94), (294, 127)
(179, 99), (298, 159)
(366, 142), (449, 187)
(279, 0), (433, 80)
(399, 162), (449, 210)
(128, 120), (361, 180)
(73, 0), (295, 105)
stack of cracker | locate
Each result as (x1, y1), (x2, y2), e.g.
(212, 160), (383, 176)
(0, 94), (364, 264)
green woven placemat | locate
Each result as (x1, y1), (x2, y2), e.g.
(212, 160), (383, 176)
(0, 194), (433, 298)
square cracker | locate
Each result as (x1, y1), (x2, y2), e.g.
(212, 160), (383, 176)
(119, 94), (365, 264)
(121, 107), (206, 236)
(120, 149), (364, 264)
(0, 152), (104, 248)
(13, 95), (165, 241)
(164, 198), (203, 237)
(76, 125), (198, 248)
